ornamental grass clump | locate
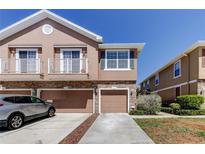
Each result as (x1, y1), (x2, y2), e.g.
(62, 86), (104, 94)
(137, 94), (162, 114)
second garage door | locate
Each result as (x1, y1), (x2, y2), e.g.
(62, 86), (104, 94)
(40, 90), (93, 113)
(101, 90), (128, 113)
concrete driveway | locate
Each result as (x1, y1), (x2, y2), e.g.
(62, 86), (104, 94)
(79, 113), (154, 144)
(0, 113), (91, 144)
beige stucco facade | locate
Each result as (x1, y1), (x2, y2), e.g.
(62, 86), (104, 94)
(0, 10), (143, 113)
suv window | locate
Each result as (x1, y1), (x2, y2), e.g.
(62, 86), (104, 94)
(3, 97), (15, 103)
(15, 96), (33, 104)
(30, 97), (44, 104)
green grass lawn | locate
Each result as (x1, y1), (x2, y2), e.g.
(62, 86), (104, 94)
(134, 118), (205, 144)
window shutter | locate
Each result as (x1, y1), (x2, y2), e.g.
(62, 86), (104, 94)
(130, 51), (134, 69)
(101, 51), (105, 69)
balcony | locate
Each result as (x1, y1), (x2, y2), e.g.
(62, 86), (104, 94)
(0, 58), (42, 74)
(0, 58), (42, 81)
(47, 58), (88, 81)
(48, 58), (88, 74)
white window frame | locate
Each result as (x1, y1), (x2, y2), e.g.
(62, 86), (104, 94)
(155, 74), (159, 86)
(173, 60), (181, 79)
(16, 48), (39, 73)
(60, 48), (82, 73)
(146, 80), (150, 89)
(146, 80), (149, 85)
(104, 49), (131, 71)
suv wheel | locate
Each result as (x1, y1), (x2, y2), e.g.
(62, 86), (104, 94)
(48, 108), (55, 117)
(8, 114), (23, 130)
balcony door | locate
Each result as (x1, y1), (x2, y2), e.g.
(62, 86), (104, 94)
(16, 49), (38, 73)
(60, 49), (82, 73)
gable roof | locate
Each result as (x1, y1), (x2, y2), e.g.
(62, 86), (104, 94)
(0, 9), (103, 42)
(140, 40), (205, 84)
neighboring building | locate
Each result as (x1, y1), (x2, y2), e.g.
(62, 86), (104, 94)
(0, 10), (144, 113)
(140, 41), (205, 103)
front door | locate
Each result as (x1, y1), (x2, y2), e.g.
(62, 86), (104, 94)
(176, 87), (181, 97)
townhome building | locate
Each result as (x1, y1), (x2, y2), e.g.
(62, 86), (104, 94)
(140, 41), (205, 103)
(0, 10), (144, 113)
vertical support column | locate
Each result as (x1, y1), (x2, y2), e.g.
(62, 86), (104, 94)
(48, 58), (50, 74)
(37, 89), (41, 98)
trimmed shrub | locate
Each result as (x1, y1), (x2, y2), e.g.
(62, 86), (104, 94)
(129, 110), (144, 115)
(137, 94), (162, 114)
(161, 107), (205, 115)
(161, 107), (174, 114)
(176, 95), (204, 110)
(161, 101), (173, 107)
(175, 109), (205, 115)
(170, 103), (181, 110)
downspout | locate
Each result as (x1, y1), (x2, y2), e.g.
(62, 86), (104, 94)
(187, 53), (190, 94)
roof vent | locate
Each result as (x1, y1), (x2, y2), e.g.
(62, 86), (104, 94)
(42, 24), (53, 35)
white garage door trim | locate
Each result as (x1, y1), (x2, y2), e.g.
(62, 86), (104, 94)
(37, 88), (95, 113)
(99, 87), (130, 113)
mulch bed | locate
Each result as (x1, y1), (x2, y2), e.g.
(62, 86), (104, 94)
(59, 113), (99, 144)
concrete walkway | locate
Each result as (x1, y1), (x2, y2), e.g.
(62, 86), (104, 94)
(79, 113), (154, 144)
(131, 112), (205, 119)
(0, 113), (90, 144)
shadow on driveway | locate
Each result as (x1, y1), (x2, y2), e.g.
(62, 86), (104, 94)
(0, 113), (91, 144)
(0, 116), (53, 133)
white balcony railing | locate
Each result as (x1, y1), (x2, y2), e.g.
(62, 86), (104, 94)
(48, 58), (88, 74)
(0, 58), (41, 74)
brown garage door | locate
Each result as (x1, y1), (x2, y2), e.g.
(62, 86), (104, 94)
(101, 90), (128, 113)
(0, 90), (32, 95)
(40, 90), (93, 113)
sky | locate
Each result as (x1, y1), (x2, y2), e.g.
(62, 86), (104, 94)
(1, 9), (205, 84)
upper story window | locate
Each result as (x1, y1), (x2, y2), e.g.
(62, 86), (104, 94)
(16, 48), (39, 73)
(106, 50), (130, 70)
(173, 60), (181, 78)
(155, 74), (159, 86)
(146, 80), (150, 89)
(100, 50), (134, 70)
(143, 82), (145, 88)
(202, 49), (205, 67)
(60, 48), (84, 73)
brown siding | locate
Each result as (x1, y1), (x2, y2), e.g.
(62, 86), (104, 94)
(40, 90), (93, 113)
(101, 90), (128, 113)
(142, 47), (200, 102)
(190, 82), (198, 94)
(157, 88), (176, 103)
(189, 48), (199, 80)
(153, 56), (188, 91)
(181, 84), (188, 95)
(198, 47), (205, 79)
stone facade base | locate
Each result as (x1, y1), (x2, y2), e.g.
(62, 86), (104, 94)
(0, 81), (136, 113)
